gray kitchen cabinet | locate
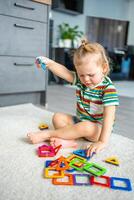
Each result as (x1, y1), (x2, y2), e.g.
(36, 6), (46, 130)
(0, 15), (47, 56)
(0, 0), (48, 22)
(0, 0), (51, 106)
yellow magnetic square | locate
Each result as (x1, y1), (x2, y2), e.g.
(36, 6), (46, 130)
(44, 167), (64, 178)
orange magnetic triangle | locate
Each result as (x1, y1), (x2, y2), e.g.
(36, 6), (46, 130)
(54, 145), (62, 155)
(105, 157), (119, 166)
(56, 156), (70, 171)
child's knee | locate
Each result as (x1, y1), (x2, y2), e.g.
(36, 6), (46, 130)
(76, 121), (101, 138)
(52, 112), (62, 124)
(52, 113), (73, 128)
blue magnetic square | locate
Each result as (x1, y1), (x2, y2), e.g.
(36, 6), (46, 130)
(45, 160), (52, 167)
(110, 177), (132, 191)
(73, 174), (91, 186)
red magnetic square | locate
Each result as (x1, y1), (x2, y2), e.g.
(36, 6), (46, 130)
(90, 175), (111, 188)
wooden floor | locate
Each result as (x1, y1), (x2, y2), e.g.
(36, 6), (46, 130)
(46, 85), (134, 140)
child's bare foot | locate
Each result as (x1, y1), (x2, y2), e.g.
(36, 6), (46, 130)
(50, 137), (78, 148)
(27, 130), (50, 144)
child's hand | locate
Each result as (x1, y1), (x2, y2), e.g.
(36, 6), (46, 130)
(86, 141), (107, 157)
(35, 56), (54, 68)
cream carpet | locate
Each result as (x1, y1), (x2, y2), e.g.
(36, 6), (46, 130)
(0, 103), (133, 200)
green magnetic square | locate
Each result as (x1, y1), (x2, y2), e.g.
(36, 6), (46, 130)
(83, 162), (107, 176)
(69, 158), (87, 172)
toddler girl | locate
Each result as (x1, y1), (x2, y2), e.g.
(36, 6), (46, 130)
(27, 39), (119, 156)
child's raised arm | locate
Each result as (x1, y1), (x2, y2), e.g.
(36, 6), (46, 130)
(36, 56), (74, 84)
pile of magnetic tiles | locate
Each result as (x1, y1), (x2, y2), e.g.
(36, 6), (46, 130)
(36, 144), (132, 192)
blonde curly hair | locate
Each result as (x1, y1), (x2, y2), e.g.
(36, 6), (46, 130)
(73, 39), (110, 75)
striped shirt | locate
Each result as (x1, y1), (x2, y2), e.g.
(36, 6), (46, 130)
(72, 73), (119, 124)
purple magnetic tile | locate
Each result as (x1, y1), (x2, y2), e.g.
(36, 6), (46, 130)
(72, 174), (91, 186)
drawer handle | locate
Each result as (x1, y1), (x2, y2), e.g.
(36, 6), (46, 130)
(14, 24), (34, 30)
(14, 63), (34, 67)
(14, 3), (35, 10)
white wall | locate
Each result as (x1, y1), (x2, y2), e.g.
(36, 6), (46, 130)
(127, 0), (134, 45)
(51, 0), (133, 46)
(84, 0), (128, 20)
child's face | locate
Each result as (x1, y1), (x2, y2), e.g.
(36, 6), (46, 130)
(75, 53), (104, 88)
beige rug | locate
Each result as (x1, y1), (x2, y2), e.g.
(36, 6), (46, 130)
(0, 103), (133, 200)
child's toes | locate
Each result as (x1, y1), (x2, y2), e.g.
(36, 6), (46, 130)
(50, 137), (56, 142)
(27, 133), (31, 137)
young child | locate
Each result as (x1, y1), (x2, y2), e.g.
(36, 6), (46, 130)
(27, 39), (119, 156)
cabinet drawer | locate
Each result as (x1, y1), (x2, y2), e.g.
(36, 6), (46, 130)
(0, 15), (47, 57)
(0, 56), (46, 94)
(0, 0), (48, 22)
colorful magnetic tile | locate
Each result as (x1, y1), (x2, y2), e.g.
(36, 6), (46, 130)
(49, 157), (61, 167)
(44, 167), (64, 178)
(37, 149), (55, 157)
(37, 144), (55, 157)
(55, 156), (70, 171)
(69, 158), (87, 172)
(71, 157), (85, 167)
(105, 157), (119, 166)
(73, 149), (86, 157)
(54, 144), (62, 155)
(39, 144), (54, 151)
(36, 57), (46, 71)
(66, 154), (86, 163)
(38, 149), (55, 157)
(110, 177), (132, 191)
(52, 174), (74, 185)
(38, 123), (48, 130)
(73, 174), (91, 186)
(41, 63), (46, 71)
(66, 167), (76, 172)
(69, 157), (87, 167)
(45, 160), (52, 167)
(49, 156), (70, 170)
(73, 149), (91, 160)
(49, 156), (66, 167)
(90, 175), (111, 188)
(83, 162), (107, 176)
(49, 156), (75, 172)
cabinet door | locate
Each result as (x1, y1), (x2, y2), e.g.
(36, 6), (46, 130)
(0, 15), (47, 57)
(0, 56), (46, 93)
(0, 0), (48, 22)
